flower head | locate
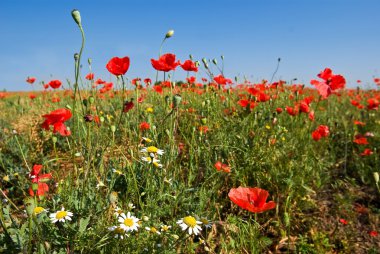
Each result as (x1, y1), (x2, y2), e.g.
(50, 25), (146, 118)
(151, 53), (180, 72)
(140, 146), (164, 156)
(106, 57), (130, 76)
(50, 207), (73, 223)
(41, 108), (72, 136)
(228, 187), (276, 213)
(118, 212), (140, 232)
(108, 226), (128, 239)
(177, 216), (202, 235)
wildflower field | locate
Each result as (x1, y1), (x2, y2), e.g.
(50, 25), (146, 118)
(0, 9), (379, 254)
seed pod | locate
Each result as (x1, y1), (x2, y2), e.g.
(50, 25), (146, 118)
(71, 9), (82, 26)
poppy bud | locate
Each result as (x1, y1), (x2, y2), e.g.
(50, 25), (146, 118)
(88, 58), (92, 65)
(165, 30), (174, 38)
(221, 55), (224, 60)
(173, 94), (182, 108)
(195, 61), (200, 67)
(201, 118), (207, 125)
(374, 172), (379, 184)
(88, 96), (95, 104)
(82, 99), (88, 107)
(189, 54), (193, 60)
(71, 9), (82, 26)
(202, 58), (208, 65)
(84, 114), (93, 122)
(212, 58), (217, 65)
(142, 216), (149, 221)
(165, 95), (170, 105)
(100, 116), (105, 123)
(74, 53), (79, 61)
(52, 136), (57, 144)
(110, 125), (116, 133)
(109, 191), (118, 204)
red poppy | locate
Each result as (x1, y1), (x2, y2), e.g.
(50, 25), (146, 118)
(29, 94), (37, 100)
(144, 78), (152, 86)
(228, 187), (276, 213)
(339, 219), (348, 225)
(214, 161), (231, 173)
(151, 53), (180, 72)
(310, 68), (346, 99)
(369, 231), (378, 237)
(360, 148), (373, 156)
(106, 56), (130, 76)
(286, 106), (299, 116)
(41, 108), (72, 136)
(312, 125), (329, 141)
(49, 80), (62, 89)
(354, 135), (368, 145)
(181, 60), (198, 72)
(367, 98), (379, 110)
(123, 100), (134, 113)
(153, 85), (163, 94)
(186, 76), (196, 84)
(95, 78), (106, 85)
(26, 77), (36, 84)
(28, 164), (52, 197)
(85, 73), (94, 80)
(214, 75), (232, 85)
(354, 120), (365, 126)
(308, 111), (315, 121)
(276, 108), (283, 114)
(139, 122), (150, 131)
(131, 78), (141, 86)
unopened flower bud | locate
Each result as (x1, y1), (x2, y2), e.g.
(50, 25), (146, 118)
(109, 191), (118, 204)
(52, 136), (57, 143)
(374, 172), (379, 184)
(212, 58), (217, 65)
(201, 118), (207, 125)
(74, 53), (79, 61)
(110, 125), (116, 133)
(88, 58), (92, 65)
(88, 96), (95, 104)
(71, 9), (82, 26)
(189, 54), (193, 60)
(202, 58), (208, 65)
(100, 116), (105, 123)
(84, 114), (93, 122)
(142, 216), (149, 221)
(221, 55), (224, 60)
(173, 94), (182, 108)
(165, 29), (174, 38)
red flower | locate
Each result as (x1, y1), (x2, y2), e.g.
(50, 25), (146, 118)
(123, 100), (134, 113)
(369, 231), (378, 237)
(310, 68), (346, 99)
(286, 106), (299, 116)
(354, 120), (365, 126)
(49, 80), (62, 89)
(181, 60), (198, 72)
(186, 76), (196, 84)
(29, 93), (36, 100)
(312, 125), (329, 141)
(41, 108), (72, 136)
(214, 161), (231, 173)
(139, 122), (150, 131)
(276, 108), (283, 114)
(214, 75), (232, 85)
(144, 78), (152, 86)
(85, 73), (94, 80)
(95, 78), (106, 85)
(367, 98), (379, 110)
(26, 77), (36, 84)
(354, 135), (369, 145)
(106, 56), (130, 76)
(153, 85), (163, 94)
(151, 53), (180, 72)
(228, 187), (276, 213)
(28, 164), (52, 197)
(308, 111), (315, 121)
(339, 218), (348, 225)
(360, 148), (373, 156)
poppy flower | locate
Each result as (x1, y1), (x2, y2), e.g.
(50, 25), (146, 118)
(310, 68), (346, 99)
(123, 100), (134, 113)
(153, 85), (163, 94)
(85, 73), (94, 80)
(49, 80), (62, 89)
(369, 231), (378, 237)
(106, 56), (130, 76)
(26, 77), (36, 84)
(354, 136), (369, 145)
(186, 76), (196, 84)
(339, 219), (348, 225)
(214, 75), (232, 85)
(139, 122), (150, 131)
(95, 78), (106, 85)
(228, 187), (276, 213)
(367, 98), (379, 110)
(29, 94), (37, 100)
(312, 125), (329, 141)
(151, 53), (180, 72)
(28, 164), (52, 197)
(144, 78), (151, 86)
(214, 161), (231, 173)
(181, 60), (198, 72)
(41, 108), (72, 136)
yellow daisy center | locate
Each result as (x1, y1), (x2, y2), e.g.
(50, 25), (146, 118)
(153, 162), (160, 168)
(147, 146), (158, 153)
(56, 211), (67, 219)
(150, 227), (158, 233)
(183, 216), (197, 227)
(161, 225), (170, 231)
(124, 218), (134, 227)
(146, 108), (154, 113)
(34, 207), (44, 215)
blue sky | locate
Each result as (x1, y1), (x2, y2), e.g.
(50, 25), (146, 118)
(1, 0), (379, 91)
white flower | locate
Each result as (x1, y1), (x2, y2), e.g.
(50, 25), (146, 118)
(114, 206), (124, 218)
(118, 212), (140, 232)
(142, 137), (153, 143)
(96, 180), (105, 189)
(141, 157), (163, 168)
(128, 203), (135, 210)
(49, 207), (73, 223)
(140, 146), (164, 156)
(145, 226), (161, 235)
(177, 216), (202, 235)
(108, 226), (128, 239)
(112, 168), (124, 175)
(160, 224), (172, 232)
(200, 218), (212, 229)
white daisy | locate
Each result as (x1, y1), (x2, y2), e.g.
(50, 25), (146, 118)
(200, 218), (212, 229)
(140, 146), (164, 156)
(128, 203), (135, 210)
(142, 137), (153, 143)
(118, 212), (140, 232)
(34, 206), (48, 216)
(108, 226), (128, 239)
(141, 157), (163, 168)
(160, 224), (172, 232)
(114, 206), (124, 218)
(49, 207), (73, 223)
(177, 216), (202, 235)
